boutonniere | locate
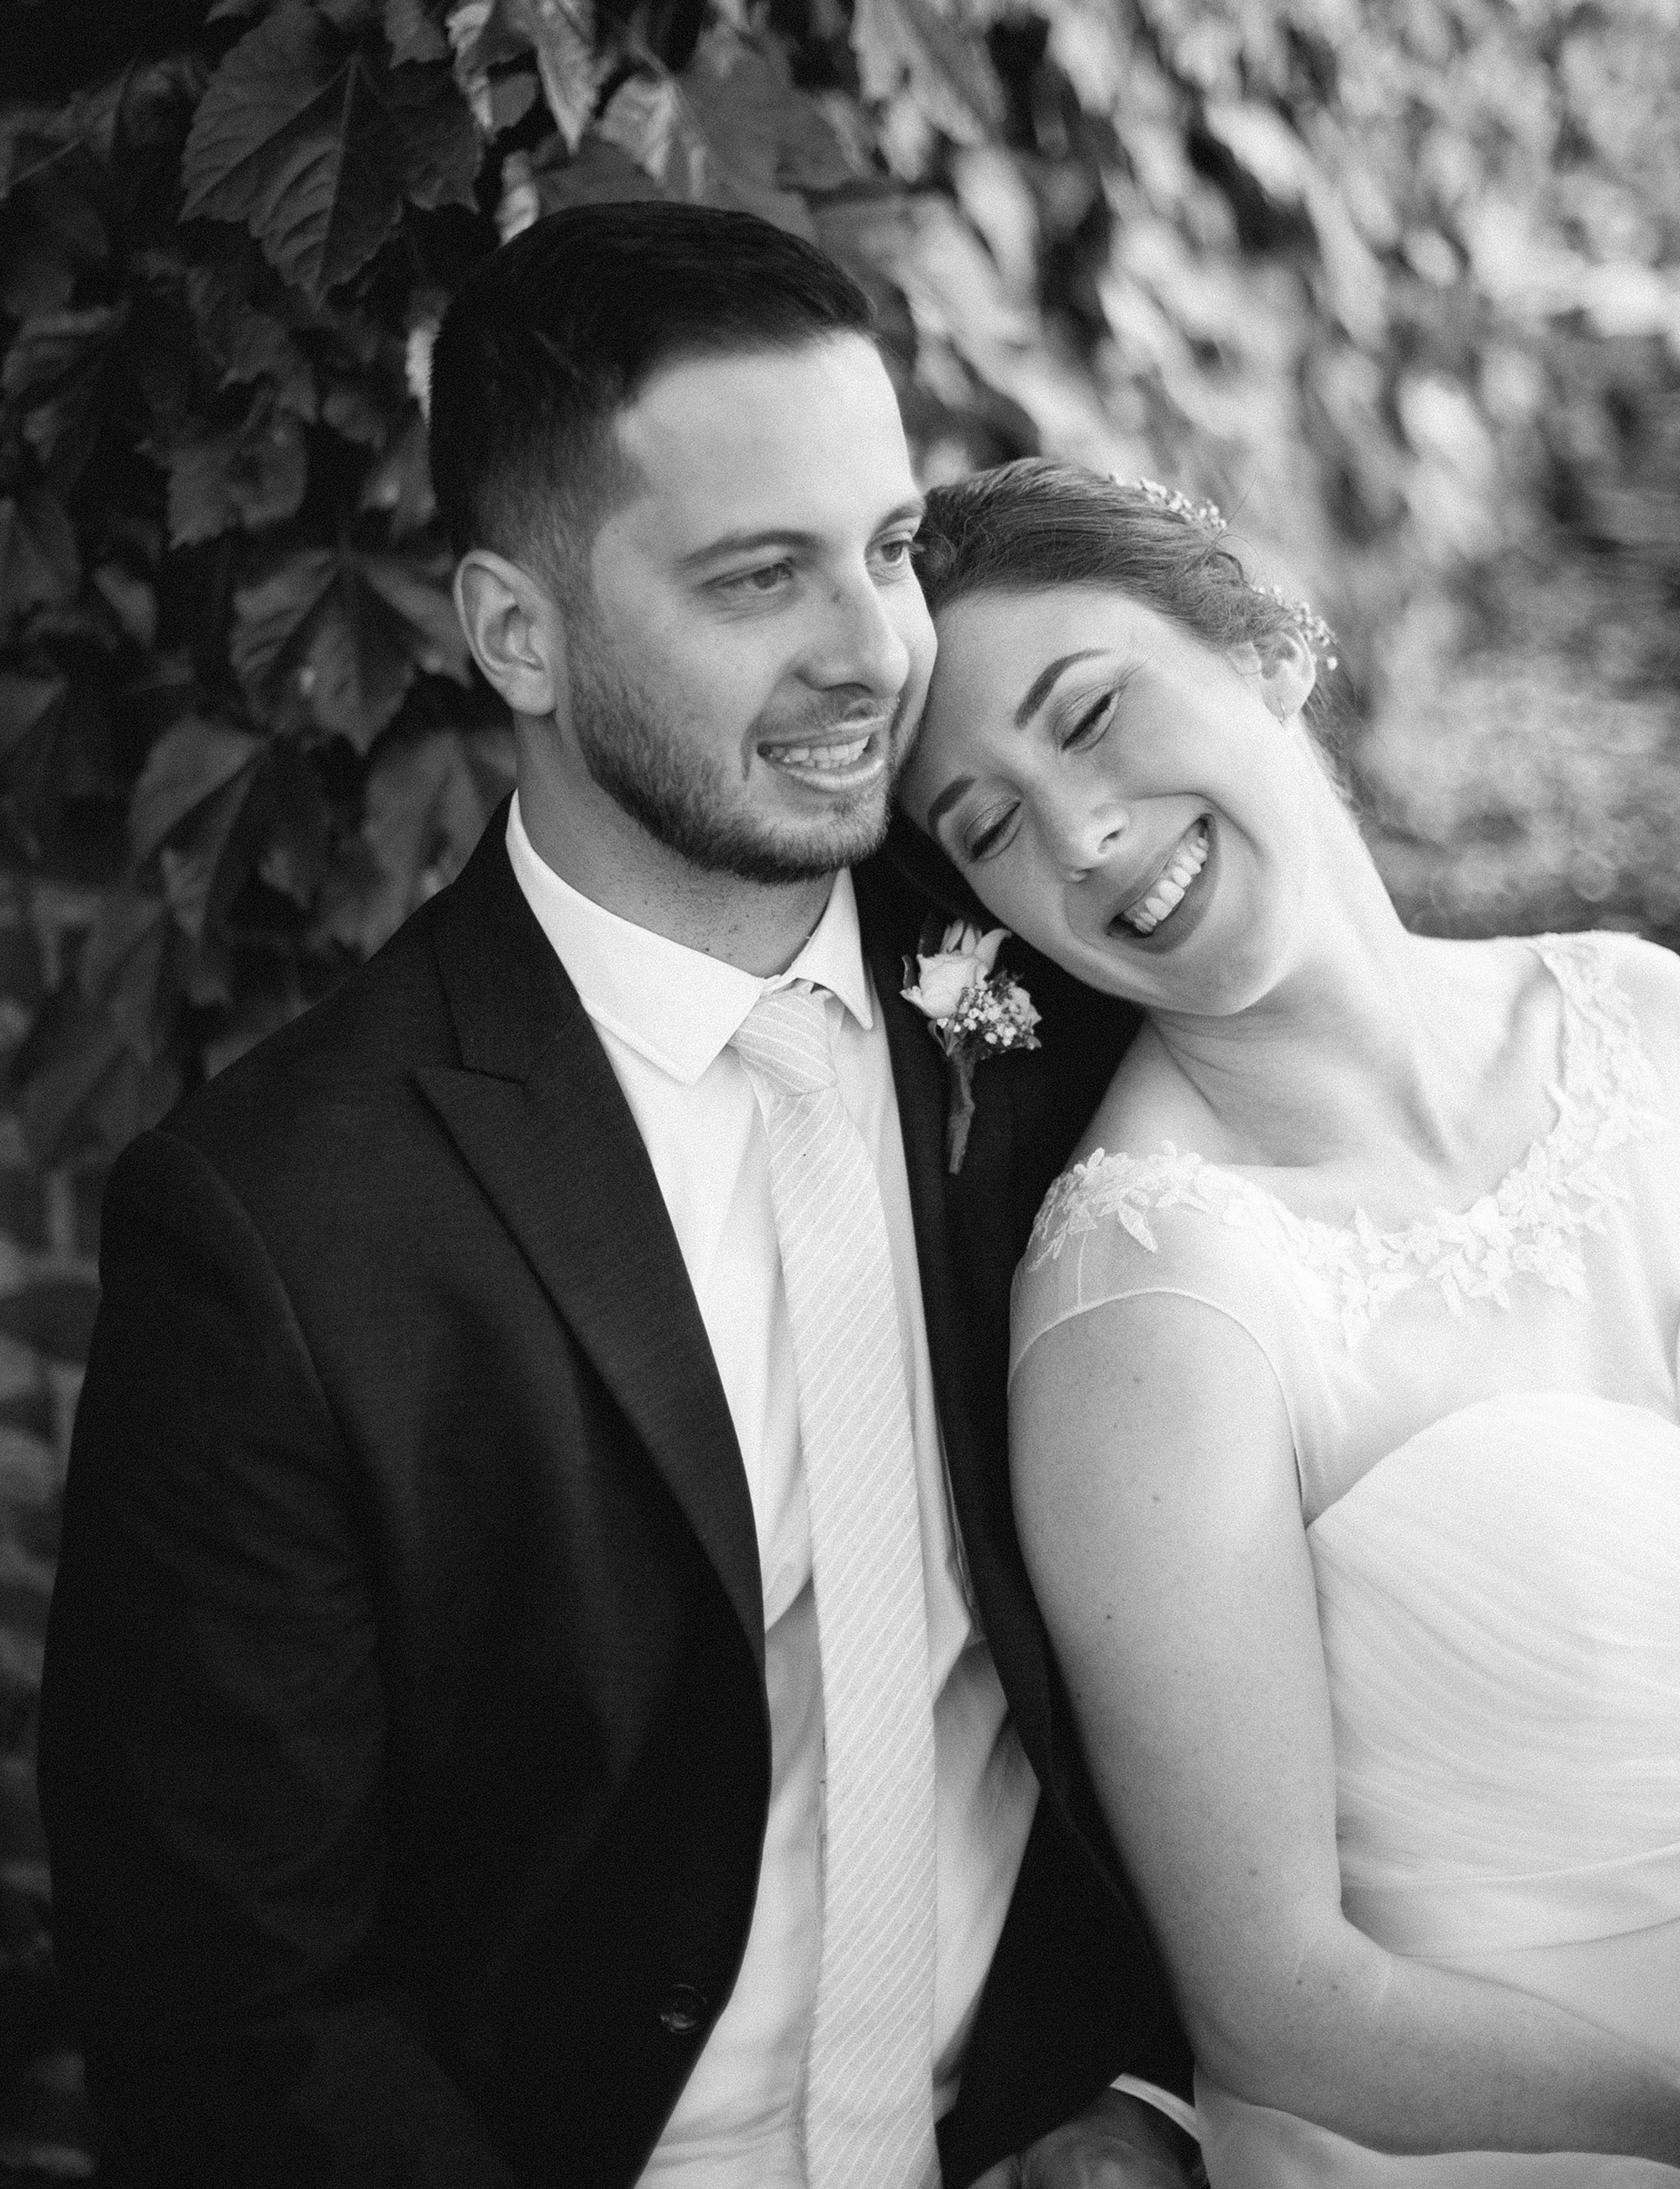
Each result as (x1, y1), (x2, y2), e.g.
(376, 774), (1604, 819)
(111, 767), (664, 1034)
(901, 921), (1042, 1173)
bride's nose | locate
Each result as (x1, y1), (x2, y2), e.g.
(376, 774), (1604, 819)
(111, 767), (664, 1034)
(1050, 803), (1129, 883)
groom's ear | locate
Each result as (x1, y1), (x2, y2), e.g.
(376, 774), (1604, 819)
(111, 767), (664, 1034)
(454, 549), (570, 722)
(1232, 627), (1316, 722)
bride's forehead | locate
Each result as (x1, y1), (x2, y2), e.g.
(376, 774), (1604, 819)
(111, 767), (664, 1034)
(936, 585), (1181, 659)
(928, 589), (1175, 710)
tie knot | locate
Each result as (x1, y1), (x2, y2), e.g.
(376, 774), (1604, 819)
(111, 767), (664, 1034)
(730, 985), (837, 1100)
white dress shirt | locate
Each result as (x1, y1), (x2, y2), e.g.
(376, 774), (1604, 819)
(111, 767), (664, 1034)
(505, 798), (1194, 2181)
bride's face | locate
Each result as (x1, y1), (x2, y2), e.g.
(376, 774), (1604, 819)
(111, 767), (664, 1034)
(898, 584), (1323, 1011)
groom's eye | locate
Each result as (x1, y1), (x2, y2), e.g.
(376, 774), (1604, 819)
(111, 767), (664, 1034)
(870, 534), (917, 575)
(717, 561), (795, 599)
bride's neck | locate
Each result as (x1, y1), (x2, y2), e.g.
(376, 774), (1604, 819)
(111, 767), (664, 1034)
(1148, 861), (1520, 1183)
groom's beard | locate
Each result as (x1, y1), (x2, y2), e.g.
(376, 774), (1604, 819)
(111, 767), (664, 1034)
(568, 633), (913, 886)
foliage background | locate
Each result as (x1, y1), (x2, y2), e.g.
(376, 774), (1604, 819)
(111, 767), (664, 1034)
(0, 0), (1677, 2168)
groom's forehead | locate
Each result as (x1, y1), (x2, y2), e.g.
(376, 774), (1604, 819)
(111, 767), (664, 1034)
(608, 336), (913, 509)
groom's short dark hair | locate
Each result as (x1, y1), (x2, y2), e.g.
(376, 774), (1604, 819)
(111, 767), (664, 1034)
(429, 202), (876, 605)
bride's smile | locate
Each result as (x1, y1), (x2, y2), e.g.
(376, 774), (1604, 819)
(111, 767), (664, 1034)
(898, 581), (1325, 1016)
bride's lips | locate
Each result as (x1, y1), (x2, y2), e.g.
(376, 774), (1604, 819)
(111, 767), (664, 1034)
(1105, 816), (1217, 953)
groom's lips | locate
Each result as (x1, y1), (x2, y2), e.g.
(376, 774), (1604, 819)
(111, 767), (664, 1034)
(757, 719), (893, 795)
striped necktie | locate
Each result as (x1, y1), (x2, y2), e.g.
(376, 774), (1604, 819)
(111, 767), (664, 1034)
(730, 984), (939, 2189)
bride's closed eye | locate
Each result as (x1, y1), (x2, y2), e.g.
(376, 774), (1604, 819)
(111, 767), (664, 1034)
(964, 801), (1021, 863)
(961, 688), (1123, 862)
(1058, 688), (1120, 751)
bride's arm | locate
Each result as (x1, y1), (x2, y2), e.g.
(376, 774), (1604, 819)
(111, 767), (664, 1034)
(1012, 1291), (1680, 2162)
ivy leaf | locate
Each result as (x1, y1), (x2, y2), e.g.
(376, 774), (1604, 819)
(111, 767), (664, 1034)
(357, 554), (470, 676)
(596, 30), (858, 233)
(2, 304), (129, 479)
(0, 110), (76, 203)
(130, 717), (264, 862)
(323, 381), (389, 444)
(232, 545), (468, 748)
(0, 492), (81, 622)
(487, 71), (541, 134)
(446, 0), (538, 134)
(359, 411), (436, 532)
(390, 61), (482, 211)
(316, 727), (493, 953)
(529, 131), (664, 214)
(181, 3), (411, 302)
(92, 564), (160, 651)
(505, 0), (597, 155)
(24, 895), (179, 1167)
(161, 390), (309, 545)
(255, 742), (332, 904)
(386, 0), (449, 64)
(186, 267), (319, 419)
(0, 675), (69, 769)
(683, 31), (861, 201)
(160, 766), (265, 939)
(850, 0), (1003, 145)
(2, 230), (78, 319)
(0, 663), (106, 850)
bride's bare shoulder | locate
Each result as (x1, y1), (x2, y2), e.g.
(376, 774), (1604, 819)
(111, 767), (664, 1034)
(1590, 929), (1680, 1079)
(1068, 1019), (1224, 1168)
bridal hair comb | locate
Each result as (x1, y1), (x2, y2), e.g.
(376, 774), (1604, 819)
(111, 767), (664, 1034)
(1133, 477), (1340, 673)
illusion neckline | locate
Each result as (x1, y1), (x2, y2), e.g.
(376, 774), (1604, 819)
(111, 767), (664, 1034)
(1171, 934), (1578, 1253)
(1024, 934), (1667, 1343)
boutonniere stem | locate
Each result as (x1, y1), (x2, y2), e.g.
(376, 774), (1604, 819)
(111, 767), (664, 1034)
(901, 922), (1042, 1173)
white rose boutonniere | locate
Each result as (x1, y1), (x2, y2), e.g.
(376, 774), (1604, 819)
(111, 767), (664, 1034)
(901, 921), (1042, 1173)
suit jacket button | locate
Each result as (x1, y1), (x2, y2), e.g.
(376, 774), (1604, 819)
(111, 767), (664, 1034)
(659, 1984), (709, 2038)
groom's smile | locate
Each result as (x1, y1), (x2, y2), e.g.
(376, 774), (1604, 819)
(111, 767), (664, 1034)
(577, 333), (935, 883)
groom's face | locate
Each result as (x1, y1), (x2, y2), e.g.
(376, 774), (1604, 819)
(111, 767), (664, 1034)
(570, 334), (934, 884)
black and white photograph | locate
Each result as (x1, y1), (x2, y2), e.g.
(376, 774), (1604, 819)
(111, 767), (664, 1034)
(0, 0), (1677, 2180)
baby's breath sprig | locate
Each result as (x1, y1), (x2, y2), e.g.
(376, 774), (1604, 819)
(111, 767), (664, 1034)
(901, 922), (1042, 1173)
(1130, 477), (1340, 675)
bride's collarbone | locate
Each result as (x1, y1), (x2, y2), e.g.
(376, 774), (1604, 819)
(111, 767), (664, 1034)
(1089, 939), (1570, 1236)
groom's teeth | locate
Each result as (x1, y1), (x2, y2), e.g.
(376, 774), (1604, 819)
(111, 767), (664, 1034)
(766, 737), (870, 770)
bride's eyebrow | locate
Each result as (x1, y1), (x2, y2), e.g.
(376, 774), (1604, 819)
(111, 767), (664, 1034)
(1012, 648), (1108, 727)
(926, 774), (974, 832)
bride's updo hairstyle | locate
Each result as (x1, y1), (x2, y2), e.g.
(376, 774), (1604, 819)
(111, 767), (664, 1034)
(914, 458), (1337, 699)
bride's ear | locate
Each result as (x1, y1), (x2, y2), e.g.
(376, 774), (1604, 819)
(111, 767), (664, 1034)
(1231, 628), (1317, 723)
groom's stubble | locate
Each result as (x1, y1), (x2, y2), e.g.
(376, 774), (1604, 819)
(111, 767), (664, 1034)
(564, 601), (926, 887)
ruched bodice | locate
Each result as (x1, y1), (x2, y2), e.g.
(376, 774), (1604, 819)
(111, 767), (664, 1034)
(1011, 935), (1680, 2184)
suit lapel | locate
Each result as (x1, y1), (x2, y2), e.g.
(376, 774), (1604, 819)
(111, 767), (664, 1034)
(414, 815), (764, 1674)
(858, 873), (1059, 1774)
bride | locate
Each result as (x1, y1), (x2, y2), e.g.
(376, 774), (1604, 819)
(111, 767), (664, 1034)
(897, 459), (1680, 2182)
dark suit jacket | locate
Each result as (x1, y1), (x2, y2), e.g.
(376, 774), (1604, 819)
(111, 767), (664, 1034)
(39, 806), (1189, 2189)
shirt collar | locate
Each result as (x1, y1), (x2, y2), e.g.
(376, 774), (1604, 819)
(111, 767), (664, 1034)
(505, 792), (876, 1086)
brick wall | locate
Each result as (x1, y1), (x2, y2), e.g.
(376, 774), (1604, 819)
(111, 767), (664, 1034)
(0, 878), (104, 2179)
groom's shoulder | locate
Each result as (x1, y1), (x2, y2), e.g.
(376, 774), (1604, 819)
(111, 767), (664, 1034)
(155, 829), (524, 1199)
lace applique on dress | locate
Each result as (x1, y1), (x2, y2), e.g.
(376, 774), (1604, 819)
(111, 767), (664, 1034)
(1024, 934), (1666, 1348)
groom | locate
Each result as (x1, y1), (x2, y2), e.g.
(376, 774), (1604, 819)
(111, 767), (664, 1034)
(39, 204), (1194, 2186)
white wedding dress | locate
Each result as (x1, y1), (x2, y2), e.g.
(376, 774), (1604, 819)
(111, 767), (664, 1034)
(1011, 934), (1680, 2185)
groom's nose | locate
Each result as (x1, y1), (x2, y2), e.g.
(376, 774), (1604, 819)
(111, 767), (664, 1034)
(806, 564), (917, 700)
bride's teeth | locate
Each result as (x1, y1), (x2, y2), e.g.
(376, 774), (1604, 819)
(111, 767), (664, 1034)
(1120, 820), (1209, 935)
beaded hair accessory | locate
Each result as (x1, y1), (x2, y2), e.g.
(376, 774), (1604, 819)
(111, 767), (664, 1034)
(1133, 477), (1339, 673)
